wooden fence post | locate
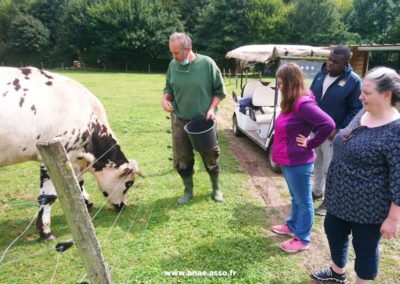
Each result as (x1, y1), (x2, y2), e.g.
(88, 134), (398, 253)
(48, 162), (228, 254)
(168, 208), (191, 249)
(37, 138), (112, 284)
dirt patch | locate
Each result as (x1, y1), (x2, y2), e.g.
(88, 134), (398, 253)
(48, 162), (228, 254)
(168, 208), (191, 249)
(217, 97), (335, 280)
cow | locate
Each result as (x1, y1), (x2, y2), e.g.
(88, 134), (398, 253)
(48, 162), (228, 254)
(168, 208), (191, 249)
(0, 67), (141, 241)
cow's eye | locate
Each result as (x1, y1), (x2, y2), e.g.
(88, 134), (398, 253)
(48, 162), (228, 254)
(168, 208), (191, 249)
(123, 181), (134, 194)
(125, 181), (134, 189)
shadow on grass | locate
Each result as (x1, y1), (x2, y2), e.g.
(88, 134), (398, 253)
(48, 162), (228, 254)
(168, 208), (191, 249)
(0, 213), (70, 249)
(92, 192), (224, 234)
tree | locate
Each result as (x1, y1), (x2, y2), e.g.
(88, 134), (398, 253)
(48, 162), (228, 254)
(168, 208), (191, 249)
(9, 14), (50, 52)
(288, 0), (359, 45)
(387, 14), (400, 44)
(0, 1), (15, 58)
(348, 0), (398, 43)
(57, 0), (96, 63)
(30, 0), (68, 45)
(176, 0), (211, 34)
(193, 0), (250, 66)
(245, 0), (291, 44)
(84, 0), (183, 67)
(333, 0), (354, 21)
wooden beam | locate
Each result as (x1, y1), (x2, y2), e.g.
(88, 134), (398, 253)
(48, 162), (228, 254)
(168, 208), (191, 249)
(37, 138), (112, 284)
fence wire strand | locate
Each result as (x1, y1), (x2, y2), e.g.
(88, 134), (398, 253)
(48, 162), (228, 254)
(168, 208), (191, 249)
(75, 143), (118, 179)
(122, 206), (154, 282)
(109, 200), (144, 274)
(49, 251), (62, 284)
(0, 207), (41, 264)
(1, 141), (134, 282)
(0, 246), (55, 270)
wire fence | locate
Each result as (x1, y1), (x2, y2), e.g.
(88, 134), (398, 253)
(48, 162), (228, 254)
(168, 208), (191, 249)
(0, 61), (168, 73)
(0, 142), (147, 283)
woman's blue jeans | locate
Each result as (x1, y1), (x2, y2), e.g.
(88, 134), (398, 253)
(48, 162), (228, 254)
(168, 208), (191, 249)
(281, 162), (314, 244)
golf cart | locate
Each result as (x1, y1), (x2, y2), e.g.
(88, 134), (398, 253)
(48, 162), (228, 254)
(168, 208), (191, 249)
(226, 44), (330, 172)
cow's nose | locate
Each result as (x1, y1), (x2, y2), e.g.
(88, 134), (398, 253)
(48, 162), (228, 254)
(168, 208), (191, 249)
(113, 203), (125, 211)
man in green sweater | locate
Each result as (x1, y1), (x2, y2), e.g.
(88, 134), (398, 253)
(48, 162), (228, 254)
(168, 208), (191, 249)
(162, 32), (226, 204)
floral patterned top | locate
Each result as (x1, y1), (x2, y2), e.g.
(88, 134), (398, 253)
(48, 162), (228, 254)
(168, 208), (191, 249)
(325, 110), (400, 224)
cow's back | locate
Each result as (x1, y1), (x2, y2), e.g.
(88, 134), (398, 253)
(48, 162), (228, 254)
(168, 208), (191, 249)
(0, 67), (107, 166)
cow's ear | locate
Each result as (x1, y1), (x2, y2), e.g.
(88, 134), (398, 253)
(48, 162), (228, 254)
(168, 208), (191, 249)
(77, 152), (95, 163)
(119, 167), (133, 178)
(130, 159), (144, 178)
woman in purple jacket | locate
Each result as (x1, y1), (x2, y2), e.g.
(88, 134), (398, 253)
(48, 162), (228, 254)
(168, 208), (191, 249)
(271, 63), (335, 253)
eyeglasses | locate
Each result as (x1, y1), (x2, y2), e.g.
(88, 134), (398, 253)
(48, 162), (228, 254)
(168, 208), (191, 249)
(342, 125), (364, 143)
(176, 62), (191, 73)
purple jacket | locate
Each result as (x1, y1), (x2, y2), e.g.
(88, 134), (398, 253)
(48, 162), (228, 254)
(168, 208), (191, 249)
(272, 92), (335, 166)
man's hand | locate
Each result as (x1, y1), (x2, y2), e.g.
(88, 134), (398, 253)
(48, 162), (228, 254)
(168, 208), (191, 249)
(206, 96), (221, 120)
(162, 94), (174, 112)
(206, 109), (216, 120)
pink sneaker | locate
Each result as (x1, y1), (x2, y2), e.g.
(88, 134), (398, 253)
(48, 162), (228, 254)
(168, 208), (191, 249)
(271, 224), (294, 237)
(280, 237), (310, 253)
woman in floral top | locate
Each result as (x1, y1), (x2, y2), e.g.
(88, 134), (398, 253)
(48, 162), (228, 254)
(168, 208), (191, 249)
(311, 67), (400, 284)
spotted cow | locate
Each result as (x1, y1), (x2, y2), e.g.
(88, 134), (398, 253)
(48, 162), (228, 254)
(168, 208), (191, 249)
(0, 67), (141, 241)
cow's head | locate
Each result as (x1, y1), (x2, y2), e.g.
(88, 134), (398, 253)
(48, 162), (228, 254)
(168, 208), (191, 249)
(79, 125), (142, 211)
(92, 159), (142, 210)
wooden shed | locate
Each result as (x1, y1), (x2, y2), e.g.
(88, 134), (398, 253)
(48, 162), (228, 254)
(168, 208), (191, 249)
(349, 44), (400, 77)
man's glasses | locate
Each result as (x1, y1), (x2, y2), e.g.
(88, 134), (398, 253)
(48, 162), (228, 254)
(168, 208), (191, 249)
(342, 125), (364, 143)
(176, 62), (191, 73)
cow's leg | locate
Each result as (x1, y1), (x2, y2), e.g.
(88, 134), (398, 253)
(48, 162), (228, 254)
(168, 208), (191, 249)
(78, 179), (94, 211)
(73, 164), (93, 211)
(36, 165), (57, 241)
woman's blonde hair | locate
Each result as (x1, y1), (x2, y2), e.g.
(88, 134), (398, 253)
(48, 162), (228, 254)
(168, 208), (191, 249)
(276, 63), (307, 113)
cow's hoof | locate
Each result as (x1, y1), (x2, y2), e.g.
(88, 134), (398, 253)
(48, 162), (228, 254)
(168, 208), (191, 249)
(40, 232), (56, 242)
(86, 202), (94, 212)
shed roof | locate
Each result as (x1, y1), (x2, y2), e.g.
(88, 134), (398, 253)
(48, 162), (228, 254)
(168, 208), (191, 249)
(350, 44), (400, 51)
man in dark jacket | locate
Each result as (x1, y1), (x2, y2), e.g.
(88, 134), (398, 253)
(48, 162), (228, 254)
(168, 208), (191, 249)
(310, 45), (363, 215)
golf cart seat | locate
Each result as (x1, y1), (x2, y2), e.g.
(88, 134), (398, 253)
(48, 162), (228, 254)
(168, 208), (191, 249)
(242, 80), (263, 98)
(232, 80), (263, 103)
(252, 85), (280, 124)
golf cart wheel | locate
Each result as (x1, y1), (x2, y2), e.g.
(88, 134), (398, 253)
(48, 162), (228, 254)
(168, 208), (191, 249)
(268, 143), (281, 173)
(232, 115), (243, 137)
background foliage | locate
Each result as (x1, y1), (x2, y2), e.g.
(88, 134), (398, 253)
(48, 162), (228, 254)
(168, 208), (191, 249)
(0, 0), (399, 70)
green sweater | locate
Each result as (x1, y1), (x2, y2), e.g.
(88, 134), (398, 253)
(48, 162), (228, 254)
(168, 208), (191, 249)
(163, 54), (226, 120)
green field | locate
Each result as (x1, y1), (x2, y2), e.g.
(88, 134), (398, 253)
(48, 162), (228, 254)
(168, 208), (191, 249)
(0, 71), (399, 283)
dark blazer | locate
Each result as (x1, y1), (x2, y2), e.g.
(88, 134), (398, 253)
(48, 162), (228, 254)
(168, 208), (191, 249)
(310, 63), (362, 130)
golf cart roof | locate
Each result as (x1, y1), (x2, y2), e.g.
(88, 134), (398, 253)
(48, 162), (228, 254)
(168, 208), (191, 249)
(226, 44), (331, 63)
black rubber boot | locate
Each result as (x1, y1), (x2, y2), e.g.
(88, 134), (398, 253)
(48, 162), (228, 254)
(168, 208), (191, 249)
(210, 174), (223, 202)
(177, 175), (193, 205)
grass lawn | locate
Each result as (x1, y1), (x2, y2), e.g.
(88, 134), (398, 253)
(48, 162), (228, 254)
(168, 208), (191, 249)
(0, 71), (399, 283)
